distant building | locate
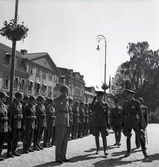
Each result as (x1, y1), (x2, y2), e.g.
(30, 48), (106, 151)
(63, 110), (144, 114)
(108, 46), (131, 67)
(58, 67), (85, 102)
(0, 43), (60, 98)
(84, 86), (96, 104)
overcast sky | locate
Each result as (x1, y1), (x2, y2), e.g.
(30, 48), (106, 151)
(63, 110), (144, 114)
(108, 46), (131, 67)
(1, 0), (159, 88)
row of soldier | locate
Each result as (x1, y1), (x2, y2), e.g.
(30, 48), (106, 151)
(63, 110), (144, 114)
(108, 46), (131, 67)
(0, 91), (93, 161)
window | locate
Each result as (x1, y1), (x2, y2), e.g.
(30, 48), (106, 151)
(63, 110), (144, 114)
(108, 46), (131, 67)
(28, 80), (33, 92)
(28, 64), (33, 74)
(35, 82), (40, 94)
(14, 77), (19, 90)
(3, 75), (9, 88)
(49, 73), (52, 81)
(42, 84), (47, 96)
(43, 70), (46, 79)
(19, 79), (25, 91)
(36, 68), (40, 77)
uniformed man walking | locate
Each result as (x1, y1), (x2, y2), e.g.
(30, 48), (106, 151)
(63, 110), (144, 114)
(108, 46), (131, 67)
(0, 91), (9, 161)
(123, 89), (149, 158)
(54, 85), (70, 164)
(91, 91), (109, 156)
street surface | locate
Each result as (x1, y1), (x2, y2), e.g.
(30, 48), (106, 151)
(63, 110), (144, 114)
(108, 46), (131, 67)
(1, 124), (159, 167)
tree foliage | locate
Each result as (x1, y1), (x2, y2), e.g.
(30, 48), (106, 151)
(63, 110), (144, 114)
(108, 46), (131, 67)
(111, 41), (159, 112)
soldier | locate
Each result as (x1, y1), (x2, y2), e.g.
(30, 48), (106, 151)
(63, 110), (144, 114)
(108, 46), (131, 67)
(91, 91), (109, 156)
(0, 91), (9, 161)
(8, 92), (23, 156)
(68, 98), (73, 140)
(44, 98), (56, 148)
(78, 101), (85, 138)
(55, 85), (70, 164)
(135, 97), (149, 149)
(84, 103), (90, 136)
(21, 95), (29, 153)
(110, 99), (123, 146)
(123, 89), (149, 158)
(23, 95), (36, 153)
(72, 101), (80, 139)
(88, 103), (93, 134)
(36, 95), (46, 150)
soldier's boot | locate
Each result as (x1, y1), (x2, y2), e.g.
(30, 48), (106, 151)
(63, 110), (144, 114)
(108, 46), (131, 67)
(125, 138), (131, 157)
(117, 131), (121, 146)
(95, 136), (100, 154)
(114, 132), (118, 145)
(102, 137), (108, 156)
(140, 137), (149, 158)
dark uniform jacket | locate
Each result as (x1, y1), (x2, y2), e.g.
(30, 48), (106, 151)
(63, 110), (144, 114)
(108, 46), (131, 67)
(0, 102), (8, 133)
(110, 107), (123, 127)
(92, 101), (108, 128)
(55, 96), (69, 127)
(80, 107), (86, 124)
(36, 104), (46, 128)
(23, 103), (36, 129)
(123, 98), (143, 129)
(73, 106), (80, 124)
(69, 104), (73, 125)
(8, 101), (23, 129)
(46, 104), (56, 128)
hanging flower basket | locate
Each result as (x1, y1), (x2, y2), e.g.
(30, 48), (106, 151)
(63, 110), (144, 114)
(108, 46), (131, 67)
(0, 19), (28, 41)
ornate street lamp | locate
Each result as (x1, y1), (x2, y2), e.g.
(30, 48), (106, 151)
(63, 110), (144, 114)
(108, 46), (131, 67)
(96, 34), (108, 100)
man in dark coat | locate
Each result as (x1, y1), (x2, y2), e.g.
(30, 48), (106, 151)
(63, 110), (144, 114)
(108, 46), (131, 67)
(0, 91), (9, 161)
(91, 91), (109, 156)
(123, 89), (149, 158)
(54, 85), (70, 164)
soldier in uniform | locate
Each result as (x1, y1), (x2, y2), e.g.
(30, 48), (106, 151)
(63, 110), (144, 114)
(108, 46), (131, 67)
(44, 98), (56, 148)
(135, 97), (149, 149)
(123, 89), (149, 158)
(55, 85), (70, 164)
(36, 95), (46, 150)
(110, 99), (123, 146)
(78, 101), (85, 138)
(23, 96), (36, 153)
(8, 92), (23, 156)
(91, 91), (109, 156)
(68, 98), (73, 140)
(0, 91), (9, 161)
(84, 103), (90, 136)
(72, 101), (80, 139)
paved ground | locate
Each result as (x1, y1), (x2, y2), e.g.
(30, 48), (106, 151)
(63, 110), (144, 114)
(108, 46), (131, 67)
(1, 124), (159, 167)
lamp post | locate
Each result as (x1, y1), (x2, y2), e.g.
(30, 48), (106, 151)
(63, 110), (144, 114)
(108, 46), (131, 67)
(96, 34), (108, 100)
(9, 0), (19, 106)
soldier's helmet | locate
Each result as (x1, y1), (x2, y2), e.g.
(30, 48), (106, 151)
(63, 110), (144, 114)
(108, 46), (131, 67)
(37, 95), (44, 101)
(75, 101), (80, 105)
(60, 85), (69, 92)
(138, 97), (144, 103)
(15, 92), (23, 99)
(29, 96), (36, 102)
(23, 95), (29, 101)
(0, 91), (9, 98)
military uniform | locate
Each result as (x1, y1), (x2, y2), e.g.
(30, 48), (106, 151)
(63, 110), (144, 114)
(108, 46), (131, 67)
(110, 104), (123, 146)
(68, 98), (73, 140)
(84, 104), (89, 136)
(23, 96), (36, 153)
(44, 99), (56, 147)
(8, 92), (23, 156)
(123, 89), (148, 157)
(36, 98), (46, 150)
(78, 102), (85, 137)
(55, 85), (70, 164)
(72, 101), (80, 139)
(91, 91), (109, 155)
(0, 93), (8, 160)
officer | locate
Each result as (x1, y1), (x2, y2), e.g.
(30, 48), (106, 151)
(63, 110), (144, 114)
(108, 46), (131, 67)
(91, 91), (109, 156)
(0, 91), (9, 161)
(8, 92), (23, 156)
(23, 95), (36, 153)
(36, 95), (46, 150)
(135, 97), (149, 149)
(110, 98), (123, 146)
(123, 89), (149, 158)
(55, 85), (70, 164)
(72, 101), (80, 139)
(44, 98), (56, 148)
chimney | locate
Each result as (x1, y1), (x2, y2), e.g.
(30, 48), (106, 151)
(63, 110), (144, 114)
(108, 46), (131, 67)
(21, 49), (27, 55)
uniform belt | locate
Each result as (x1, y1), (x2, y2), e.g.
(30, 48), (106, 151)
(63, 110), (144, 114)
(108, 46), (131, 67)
(13, 114), (23, 119)
(27, 116), (36, 119)
(125, 114), (137, 117)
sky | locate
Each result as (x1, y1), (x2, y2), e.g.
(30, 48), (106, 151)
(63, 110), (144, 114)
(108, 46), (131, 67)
(1, 0), (159, 88)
